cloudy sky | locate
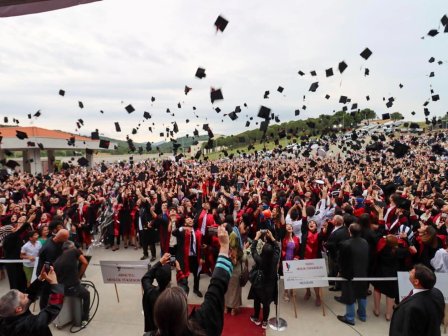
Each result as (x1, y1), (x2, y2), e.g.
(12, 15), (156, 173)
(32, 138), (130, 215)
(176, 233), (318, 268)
(0, 0), (447, 143)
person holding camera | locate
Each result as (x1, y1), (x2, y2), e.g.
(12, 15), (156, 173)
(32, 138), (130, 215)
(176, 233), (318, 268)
(0, 266), (64, 336)
(248, 229), (280, 329)
(141, 252), (172, 334)
(150, 224), (232, 336)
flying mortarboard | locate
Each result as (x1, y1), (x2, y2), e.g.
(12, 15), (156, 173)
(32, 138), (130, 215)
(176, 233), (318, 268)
(310, 70), (317, 76)
(78, 157), (89, 167)
(258, 106), (271, 119)
(339, 96), (348, 104)
(195, 67), (206, 79)
(214, 15), (229, 32)
(295, 109), (300, 116)
(360, 48), (373, 60)
(210, 88), (223, 104)
(432, 94), (440, 101)
(298, 70), (305, 76)
(114, 122), (121, 132)
(427, 29), (439, 37)
(228, 112), (238, 121)
(184, 86), (192, 95)
(325, 68), (334, 77)
(16, 130), (28, 140)
(364, 68), (370, 76)
(277, 86), (284, 93)
(125, 104), (135, 113)
(429, 57), (435, 63)
(91, 131), (99, 140)
(382, 113), (391, 120)
(59, 89), (65, 96)
(78, 101), (84, 109)
(309, 82), (319, 92)
(338, 61), (348, 74)
(34, 110), (41, 117)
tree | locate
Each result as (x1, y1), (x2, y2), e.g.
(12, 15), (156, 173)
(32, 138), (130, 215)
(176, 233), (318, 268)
(391, 112), (404, 121)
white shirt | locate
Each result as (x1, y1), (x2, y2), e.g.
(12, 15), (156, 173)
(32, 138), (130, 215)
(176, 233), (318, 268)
(169, 221), (177, 247)
(431, 248), (448, 273)
(21, 240), (42, 268)
(412, 288), (429, 296)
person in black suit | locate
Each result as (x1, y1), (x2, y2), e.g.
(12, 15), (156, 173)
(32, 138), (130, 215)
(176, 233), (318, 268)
(389, 264), (444, 336)
(135, 195), (157, 261)
(336, 223), (369, 326)
(325, 215), (349, 291)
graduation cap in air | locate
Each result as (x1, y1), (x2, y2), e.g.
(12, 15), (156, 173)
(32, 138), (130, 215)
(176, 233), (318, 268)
(59, 89), (65, 96)
(78, 101), (84, 109)
(429, 72), (435, 77)
(382, 113), (391, 120)
(114, 122), (121, 132)
(91, 131), (100, 140)
(215, 15), (229, 32)
(427, 29), (439, 37)
(309, 70), (316, 76)
(339, 96), (348, 104)
(295, 109), (300, 116)
(245, 121), (250, 127)
(143, 111), (151, 120)
(27, 141), (35, 147)
(77, 157), (89, 167)
(28, 114), (32, 119)
(424, 108), (430, 116)
(37, 143), (44, 150)
(86, 148), (94, 155)
(393, 142), (410, 158)
(364, 68), (370, 76)
(260, 120), (269, 132)
(210, 88), (223, 104)
(125, 104), (135, 113)
(215, 107), (221, 113)
(298, 70), (305, 76)
(309, 82), (319, 92)
(228, 112), (238, 121)
(399, 83), (404, 89)
(325, 68), (333, 77)
(429, 57), (435, 63)
(3, 117), (7, 123)
(193, 129), (199, 136)
(277, 86), (284, 93)
(184, 86), (192, 95)
(386, 101), (393, 108)
(132, 128), (137, 135)
(258, 106), (271, 119)
(173, 122), (179, 133)
(263, 91), (270, 99)
(306, 121), (316, 129)
(34, 110), (41, 118)
(432, 94), (440, 101)
(5, 160), (20, 169)
(16, 130), (28, 140)
(338, 61), (348, 74)
(360, 48), (373, 60)
(195, 67), (206, 79)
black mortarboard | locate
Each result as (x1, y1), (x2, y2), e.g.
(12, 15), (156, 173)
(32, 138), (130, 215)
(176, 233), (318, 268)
(411, 111), (416, 116)
(364, 68), (370, 76)
(382, 113), (391, 120)
(16, 130), (28, 140)
(228, 112), (238, 120)
(277, 86), (284, 93)
(429, 72), (435, 77)
(86, 148), (94, 155)
(399, 83), (404, 88)
(298, 70), (305, 76)
(258, 106), (271, 119)
(260, 120), (269, 132)
(195, 67), (206, 79)
(263, 90), (270, 99)
(424, 108), (430, 116)
(215, 107), (221, 113)
(342, 106), (348, 112)
(125, 104), (135, 113)
(351, 103), (358, 110)
(338, 61), (348, 73)
(325, 68), (334, 77)
(302, 105), (306, 110)
(295, 109), (300, 116)
(28, 114), (31, 119)
(5, 160), (20, 169)
(325, 94), (330, 100)
(442, 15), (448, 26)
(310, 70), (317, 76)
(214, 15), (228, 32)
(34, 110), (41, 117)
(78, 157), (89, 167)
(194, 150), (202, 160)
(309, 82), (319, 92)
(159, 132), (164, 137)
(177, 102), (181, 109)
(114, 122), (121, 132)
(38, 143), (44, 150)
(193, 129), (199, 136)
(143, 111), (151, 119)
(27, 141), (35, 147)
(306, 121), (316, 129)
(245, 121), (250, 127)
(59, 89), (65, 96)
(432, 94), (440, 101)
(386, 101), (393, 108)
(3, 117), (7, 123)
(360, 47), (373, 60)
(173, 122), (179, 133)
(339, 96), (348, 104)
(427, 29), (439, 37)
(78, 101), (84, 109)
(184, 86), (192, 95)
(91, 131), (99, 140)
(278, 129), (286, 138)
(210, 88), (223, 103)
(429, 57), (435, 63)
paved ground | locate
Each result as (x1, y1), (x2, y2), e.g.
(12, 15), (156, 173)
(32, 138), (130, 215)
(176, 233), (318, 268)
(0, 244), (393, 336)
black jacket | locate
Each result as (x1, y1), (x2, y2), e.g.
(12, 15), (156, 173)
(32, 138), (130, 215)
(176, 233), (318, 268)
(142, 262), (165, 332)
(325, 225), (349, 261)
(0, 280), (64, 336)
(389, 288), (444, 336)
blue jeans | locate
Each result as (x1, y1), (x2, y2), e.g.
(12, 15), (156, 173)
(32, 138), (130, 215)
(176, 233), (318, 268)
(345, 298), (367, 323)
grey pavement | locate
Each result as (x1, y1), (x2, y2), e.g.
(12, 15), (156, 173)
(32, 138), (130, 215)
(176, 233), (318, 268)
(0, 244), (392, 336)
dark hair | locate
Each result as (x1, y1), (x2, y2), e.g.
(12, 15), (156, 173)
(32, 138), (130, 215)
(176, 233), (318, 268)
(414, 264), (437, 289)
(27, 230), (37, 239)
(358, 213), (371, 230)
(154, 287), (205, 336)
(261, 242), (276, 275)
(349, 223), (362, 237)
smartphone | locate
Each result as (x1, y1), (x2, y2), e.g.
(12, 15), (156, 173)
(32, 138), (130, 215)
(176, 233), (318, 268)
(44, 261), (51, 273)
(169, 255), (176, 266)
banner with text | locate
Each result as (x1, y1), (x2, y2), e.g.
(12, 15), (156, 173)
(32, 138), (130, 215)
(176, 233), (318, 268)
(100, 260), (149, 284)
(283, 259), (329, 289)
